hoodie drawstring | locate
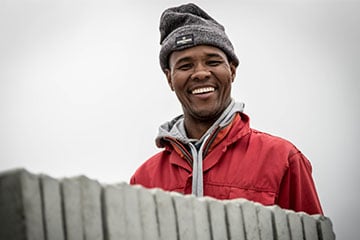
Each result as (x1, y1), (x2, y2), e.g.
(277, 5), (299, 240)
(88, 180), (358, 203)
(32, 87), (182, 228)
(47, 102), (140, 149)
(189, 134), (210, 197)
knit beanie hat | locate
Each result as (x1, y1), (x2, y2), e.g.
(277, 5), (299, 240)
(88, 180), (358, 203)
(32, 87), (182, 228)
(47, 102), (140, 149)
(159, 3), (239, 72)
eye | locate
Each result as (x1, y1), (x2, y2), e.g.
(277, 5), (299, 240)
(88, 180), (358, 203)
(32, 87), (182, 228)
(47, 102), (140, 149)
(207, 60), (222, 66)
(177, 63), (193, 71)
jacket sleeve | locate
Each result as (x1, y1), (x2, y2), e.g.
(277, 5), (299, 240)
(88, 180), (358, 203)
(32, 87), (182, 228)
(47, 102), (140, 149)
(276, 151), (323, 215)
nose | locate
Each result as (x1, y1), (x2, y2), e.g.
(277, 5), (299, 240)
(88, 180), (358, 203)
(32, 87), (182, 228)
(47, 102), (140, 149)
(190, 63), (211, 81)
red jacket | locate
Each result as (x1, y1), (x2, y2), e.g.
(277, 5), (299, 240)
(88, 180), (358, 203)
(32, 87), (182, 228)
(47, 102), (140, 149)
(130, 113), (323, 215)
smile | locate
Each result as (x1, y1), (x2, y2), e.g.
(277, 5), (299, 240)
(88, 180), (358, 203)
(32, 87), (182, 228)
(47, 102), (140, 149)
(191, 87), (215, 95)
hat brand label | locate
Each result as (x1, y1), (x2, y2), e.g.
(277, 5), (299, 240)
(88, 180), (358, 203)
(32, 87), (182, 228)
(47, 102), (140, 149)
(176, 34), (194, 47)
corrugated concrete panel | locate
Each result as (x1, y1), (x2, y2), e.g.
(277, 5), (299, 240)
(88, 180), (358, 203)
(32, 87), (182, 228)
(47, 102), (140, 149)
(239, 199), (260, 240)
(0, 169), (45, 240)
(0, 169), (26, 240)
(301, 213), (319, 240)
(40, 174), (65, 240)
(154, 188), (178, 240)
(207, 197), (228, 240)
(0, 168), (336, 240)
(286, 210), (303, 240)
(103, 184), (160, 240)
(269, 205), (291, 240)
(225, 201), (246, 240)
(123, 184), (142, 240)
(138, 187), (160, 240)
(255, 204), (274, 240)
(78, 176), (104, 240)
(61, 177), (84, 240)
(173, 194), (196, 240)
(314, 215), (336, 240)
(192, 197), (212, 240)
(21, 170), (45, 240)
(102, 184), (126, 240)
(62, 176), (104, 240)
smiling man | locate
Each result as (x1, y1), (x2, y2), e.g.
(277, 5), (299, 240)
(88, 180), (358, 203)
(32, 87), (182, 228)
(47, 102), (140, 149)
(130, 3), (323, 215)
(166, 45), (236, 140)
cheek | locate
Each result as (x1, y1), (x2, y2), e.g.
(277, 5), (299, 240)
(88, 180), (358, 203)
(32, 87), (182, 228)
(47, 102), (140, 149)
(220, 72), (233, 87)
(171, 73), (187, 89)
(218, 66), (234, 82)
(220, 75), (233, 97)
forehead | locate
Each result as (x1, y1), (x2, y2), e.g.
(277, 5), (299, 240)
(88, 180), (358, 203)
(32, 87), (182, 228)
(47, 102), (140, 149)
(169, 45), (228, 65)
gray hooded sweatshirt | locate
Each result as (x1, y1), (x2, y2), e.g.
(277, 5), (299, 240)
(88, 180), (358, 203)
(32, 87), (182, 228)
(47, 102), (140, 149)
(155, 100), (245, 197)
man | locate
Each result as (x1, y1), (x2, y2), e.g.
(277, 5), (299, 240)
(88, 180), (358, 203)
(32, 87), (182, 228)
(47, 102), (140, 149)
(130, 3), (323, 215)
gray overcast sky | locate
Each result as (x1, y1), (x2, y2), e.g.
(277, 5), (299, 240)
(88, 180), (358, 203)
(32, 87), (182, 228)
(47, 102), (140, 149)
(0, 0), (359, 239)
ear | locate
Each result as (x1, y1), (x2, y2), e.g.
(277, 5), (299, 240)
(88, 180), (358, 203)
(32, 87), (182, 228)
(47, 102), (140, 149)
(165, 69), (174, 91)
(230, 62), (237, 82)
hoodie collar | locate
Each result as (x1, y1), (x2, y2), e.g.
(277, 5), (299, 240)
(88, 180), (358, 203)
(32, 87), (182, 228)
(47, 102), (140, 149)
(156, 100), (245, 148)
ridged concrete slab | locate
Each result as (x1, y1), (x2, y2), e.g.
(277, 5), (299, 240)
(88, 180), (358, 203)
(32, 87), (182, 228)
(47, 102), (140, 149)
(301, 213), (319, 240)
(123, 184), (142, 240)
(192, 197), (211, 240)
(286, 210), (303, 240)
(207, 197), (228, 240)
(78, 176), (104, 240)
(0, 169), (45, 240)
(0, 169), (27, 240)
(40, 174), (65, 240)
(256, 204), (274, 240)
(21, 170), (45, 240)
(225, 201), (246, 240)
(0, 168), (337, 240)
(138, 187), (160, 240)
(154, 189), (178, 240)
(61, 177), (83, 240)
(314, 215), (336, 240)
(173, 194), (196, 240)
(269, 205), (291, 240)
(239, 199), (260, 240)
(102, 184), (126, 240)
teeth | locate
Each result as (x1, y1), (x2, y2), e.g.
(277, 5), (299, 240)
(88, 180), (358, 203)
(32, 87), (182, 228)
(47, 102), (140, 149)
(192, 87), (215, 94)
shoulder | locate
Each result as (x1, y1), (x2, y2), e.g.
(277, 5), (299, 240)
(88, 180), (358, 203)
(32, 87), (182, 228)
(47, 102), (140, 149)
(135, 150), (169, 174)
(130, 150), (170, 184)
(250, 129), (297, 150)
(246, 128), (309, 165)
(232, 113), (309, 164)
(252, 129), (313, 167)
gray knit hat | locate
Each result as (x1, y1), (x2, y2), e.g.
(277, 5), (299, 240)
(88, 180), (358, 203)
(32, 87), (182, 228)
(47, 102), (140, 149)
(159, 3), (239, 72)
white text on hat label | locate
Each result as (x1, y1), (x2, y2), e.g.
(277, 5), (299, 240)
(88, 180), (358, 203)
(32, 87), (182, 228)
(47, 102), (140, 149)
(176, 34), (194, 47)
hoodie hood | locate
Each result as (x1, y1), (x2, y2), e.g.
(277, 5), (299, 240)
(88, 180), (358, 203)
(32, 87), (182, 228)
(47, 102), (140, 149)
(156, 100), (245, 148)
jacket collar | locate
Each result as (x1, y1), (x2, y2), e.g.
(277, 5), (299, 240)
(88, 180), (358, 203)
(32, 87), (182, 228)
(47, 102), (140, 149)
(164, 112), (251, 171)
(202, 113), (251, 172)
(156, 100), (245, 148)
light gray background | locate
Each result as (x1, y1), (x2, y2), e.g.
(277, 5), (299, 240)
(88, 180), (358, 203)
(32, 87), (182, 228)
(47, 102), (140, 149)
(1, 0), (359, 239)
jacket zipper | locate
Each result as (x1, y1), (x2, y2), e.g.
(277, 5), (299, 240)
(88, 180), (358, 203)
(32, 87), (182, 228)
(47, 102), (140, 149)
(164, 137), (193, 166)
(202, 126), (221, 157)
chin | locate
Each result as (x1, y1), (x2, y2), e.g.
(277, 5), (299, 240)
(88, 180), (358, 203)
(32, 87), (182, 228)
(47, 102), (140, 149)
(193, 108), (223, 120)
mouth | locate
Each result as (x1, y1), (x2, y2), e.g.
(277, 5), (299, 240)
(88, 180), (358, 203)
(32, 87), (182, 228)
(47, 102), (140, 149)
(191, 87), (215, 95)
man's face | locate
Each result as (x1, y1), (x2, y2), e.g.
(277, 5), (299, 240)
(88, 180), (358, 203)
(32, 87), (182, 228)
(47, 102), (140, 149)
(166, 45), (236, 123)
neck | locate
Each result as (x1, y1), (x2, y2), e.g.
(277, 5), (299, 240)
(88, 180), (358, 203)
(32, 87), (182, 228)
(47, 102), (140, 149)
(184, 116), (216, 140)
(182, 99), (236, 140)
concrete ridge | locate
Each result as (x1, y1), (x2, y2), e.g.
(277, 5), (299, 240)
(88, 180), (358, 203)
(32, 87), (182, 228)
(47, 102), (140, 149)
(0, 168), (336, 240)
